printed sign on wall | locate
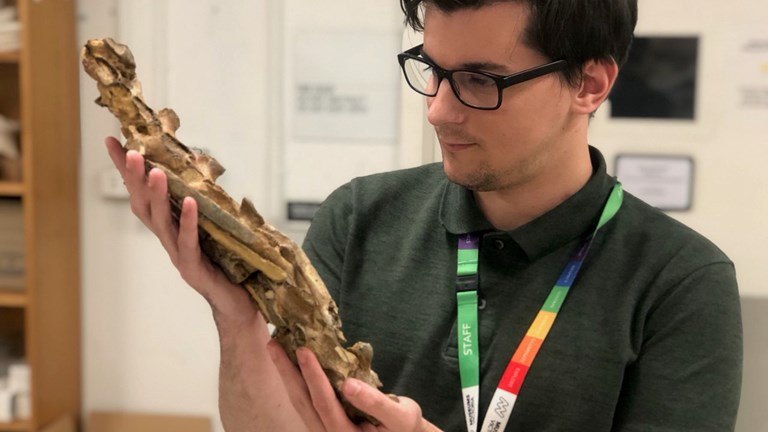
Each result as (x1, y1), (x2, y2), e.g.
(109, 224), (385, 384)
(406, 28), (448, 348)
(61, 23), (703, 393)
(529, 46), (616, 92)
(290, 31), (401, 143)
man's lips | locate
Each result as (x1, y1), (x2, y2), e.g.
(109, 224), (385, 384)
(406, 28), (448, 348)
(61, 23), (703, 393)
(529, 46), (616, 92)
(436, 128), (478, 152)
(440, 141), (476, 152)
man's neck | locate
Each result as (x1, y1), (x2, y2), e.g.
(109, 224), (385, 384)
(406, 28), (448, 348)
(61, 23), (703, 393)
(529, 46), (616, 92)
(473, 146), (593, 231)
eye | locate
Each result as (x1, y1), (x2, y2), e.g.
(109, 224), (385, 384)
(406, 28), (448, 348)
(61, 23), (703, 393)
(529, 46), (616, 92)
(466, 74), (495, 88)
(456, 72), (496, 90)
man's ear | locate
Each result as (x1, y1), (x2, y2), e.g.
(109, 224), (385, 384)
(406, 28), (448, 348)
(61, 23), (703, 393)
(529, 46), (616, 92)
(572, 59), (619, 114)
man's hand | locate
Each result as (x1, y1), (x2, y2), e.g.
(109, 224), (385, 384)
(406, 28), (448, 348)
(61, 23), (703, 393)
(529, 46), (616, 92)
(107, 134), (432, 431)
(105, 136), (256, 324)
(106, 136), (311, 431)
(267, 340), (442, 432)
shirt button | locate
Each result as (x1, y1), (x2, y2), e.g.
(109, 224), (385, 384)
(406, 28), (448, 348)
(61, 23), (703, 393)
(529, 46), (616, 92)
(494, 239), (505, 250)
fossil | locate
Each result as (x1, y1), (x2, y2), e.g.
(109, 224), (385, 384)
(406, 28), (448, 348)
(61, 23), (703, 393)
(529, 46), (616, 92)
(81, 37), (382, 422)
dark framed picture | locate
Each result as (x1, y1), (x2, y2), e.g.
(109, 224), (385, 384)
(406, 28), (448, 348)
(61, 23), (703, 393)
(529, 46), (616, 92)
(610, 36), (700, 120)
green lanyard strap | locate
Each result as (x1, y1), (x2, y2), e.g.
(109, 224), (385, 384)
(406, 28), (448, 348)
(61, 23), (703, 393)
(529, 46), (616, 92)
(456, 183), (623, 432)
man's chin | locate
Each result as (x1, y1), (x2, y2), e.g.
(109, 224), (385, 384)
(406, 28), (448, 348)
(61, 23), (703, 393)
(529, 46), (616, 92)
(443, 166), (497, 192)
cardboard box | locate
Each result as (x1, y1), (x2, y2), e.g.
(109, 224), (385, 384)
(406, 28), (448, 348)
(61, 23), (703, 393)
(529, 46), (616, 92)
(88, 411), (211, 432)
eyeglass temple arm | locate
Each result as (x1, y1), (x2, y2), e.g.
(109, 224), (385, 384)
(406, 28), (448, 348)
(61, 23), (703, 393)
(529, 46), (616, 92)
(500, 59), (568, 87)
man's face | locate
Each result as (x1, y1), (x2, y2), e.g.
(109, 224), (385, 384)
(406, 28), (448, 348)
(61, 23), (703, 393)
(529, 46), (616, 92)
(423, 2), (578, 192)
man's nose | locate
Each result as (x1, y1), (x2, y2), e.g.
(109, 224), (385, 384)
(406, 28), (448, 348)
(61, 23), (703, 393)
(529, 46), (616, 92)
(426, 78), (466, 126)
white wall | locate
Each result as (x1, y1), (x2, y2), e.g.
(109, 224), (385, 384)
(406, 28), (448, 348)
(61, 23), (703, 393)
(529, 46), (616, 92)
(77, 1), (767, 431)
(591, 0), (768, 298)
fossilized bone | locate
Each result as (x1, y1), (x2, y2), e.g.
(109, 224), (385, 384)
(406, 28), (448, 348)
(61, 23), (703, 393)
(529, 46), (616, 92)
(81, 38), (382, 422)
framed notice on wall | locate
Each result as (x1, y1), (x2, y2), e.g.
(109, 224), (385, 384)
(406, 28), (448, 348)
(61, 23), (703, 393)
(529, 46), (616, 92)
(615, 154), (694, 211)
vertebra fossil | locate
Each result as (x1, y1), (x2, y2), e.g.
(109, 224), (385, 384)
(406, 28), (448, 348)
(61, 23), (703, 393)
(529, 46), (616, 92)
(82, 37), (381, 423)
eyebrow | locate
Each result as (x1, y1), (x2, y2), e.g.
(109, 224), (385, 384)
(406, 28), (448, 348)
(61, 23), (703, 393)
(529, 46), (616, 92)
(420, 48), (511, 75)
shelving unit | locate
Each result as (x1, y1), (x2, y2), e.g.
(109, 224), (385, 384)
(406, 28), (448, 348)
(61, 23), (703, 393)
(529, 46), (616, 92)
(0, 292), (26, 308)
(0, 0), (81, 431)
(0, 420), (30, 432)
(0, 182), (23, 197)
(0, 51), (19, 63)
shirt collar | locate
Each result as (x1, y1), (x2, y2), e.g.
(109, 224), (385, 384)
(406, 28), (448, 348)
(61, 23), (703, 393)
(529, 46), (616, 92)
(439, 146), (616, 261)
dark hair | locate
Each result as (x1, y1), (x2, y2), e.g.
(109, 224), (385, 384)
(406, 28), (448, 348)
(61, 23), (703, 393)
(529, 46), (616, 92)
(400, 0), (638, 87)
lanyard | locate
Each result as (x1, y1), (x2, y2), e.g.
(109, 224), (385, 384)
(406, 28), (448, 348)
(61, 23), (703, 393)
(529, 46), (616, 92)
(456, 183), (623, 432)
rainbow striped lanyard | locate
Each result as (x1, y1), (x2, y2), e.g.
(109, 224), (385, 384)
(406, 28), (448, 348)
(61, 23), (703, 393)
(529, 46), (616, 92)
(456, 183), (623, 432)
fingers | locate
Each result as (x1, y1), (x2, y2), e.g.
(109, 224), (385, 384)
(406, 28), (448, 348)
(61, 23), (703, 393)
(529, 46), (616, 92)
(105, 137), (158, 223)
(342, 380), (426, 432)
(176, 197), (198, 252)
(148, 168), (181, 264)
(270, 343), (434, 432)
(105, 137), (184, 275)
(107, 137), (149, 223)
(173, 198), (234, 294)
(174, 197), (202, 276)
(104, 137), (178, 251)
(267, 341), (326, 432)
(103, 136), (253, 315)
(174, 196), (229, 293)
(268, 342), (436, 432)
(124, 149), (152, 221)
(147, 168), (173, 224)
(296, 348), (355, 431)
(105, 136), (127, 177)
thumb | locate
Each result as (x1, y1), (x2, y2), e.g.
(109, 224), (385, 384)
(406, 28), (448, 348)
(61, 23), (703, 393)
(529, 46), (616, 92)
(343, 379), (427, 431)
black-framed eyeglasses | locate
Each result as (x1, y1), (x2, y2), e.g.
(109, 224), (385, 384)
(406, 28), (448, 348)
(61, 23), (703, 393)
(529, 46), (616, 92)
(397, 44), (568, 110)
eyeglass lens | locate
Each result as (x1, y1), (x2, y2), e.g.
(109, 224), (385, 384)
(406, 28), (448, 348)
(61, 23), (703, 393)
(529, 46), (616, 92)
(402, 57), (499, 109)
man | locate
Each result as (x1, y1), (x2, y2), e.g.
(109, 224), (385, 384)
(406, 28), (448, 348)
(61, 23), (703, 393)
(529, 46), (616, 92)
(107, 0), (742, 431)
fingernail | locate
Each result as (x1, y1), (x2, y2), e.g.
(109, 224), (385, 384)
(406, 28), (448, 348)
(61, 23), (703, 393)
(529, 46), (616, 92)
(344, 379), (362, 397)
(183, 197), (196, 210)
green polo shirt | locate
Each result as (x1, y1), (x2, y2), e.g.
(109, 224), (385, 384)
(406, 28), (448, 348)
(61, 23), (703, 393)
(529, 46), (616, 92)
(303, 147), (742, 431)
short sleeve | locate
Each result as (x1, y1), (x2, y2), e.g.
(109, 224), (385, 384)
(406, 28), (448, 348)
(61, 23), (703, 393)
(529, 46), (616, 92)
(611, 262), (742, 431)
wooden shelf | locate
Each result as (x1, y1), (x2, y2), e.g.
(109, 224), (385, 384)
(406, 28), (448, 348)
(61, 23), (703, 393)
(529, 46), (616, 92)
(0, 290), (26, 308)
(0, 0), (82, 428)
(0, 51), (20, 64)
(0, 182), (24, 197)
(0, 420), (31, 431)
